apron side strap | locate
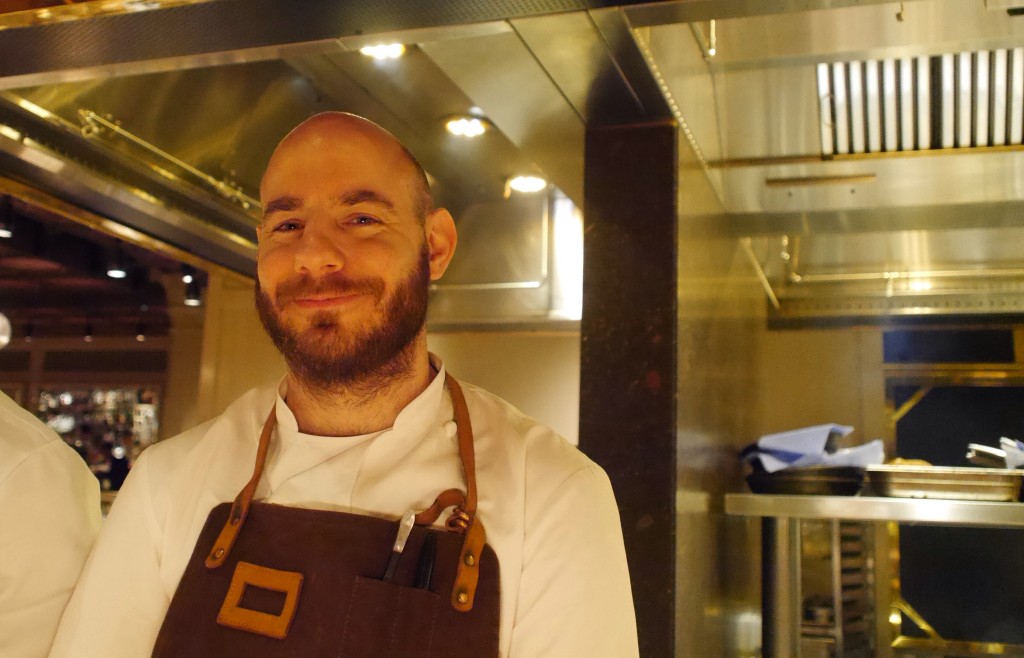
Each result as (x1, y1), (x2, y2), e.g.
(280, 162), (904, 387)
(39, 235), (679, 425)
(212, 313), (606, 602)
(206, 406), (277, 569)
(451, 517), (487, 612)
(445, 375), (478, 518)
(415, 488), (466, 527)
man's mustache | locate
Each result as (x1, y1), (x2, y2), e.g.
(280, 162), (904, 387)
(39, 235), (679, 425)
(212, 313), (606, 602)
(274, 272), (384, 307)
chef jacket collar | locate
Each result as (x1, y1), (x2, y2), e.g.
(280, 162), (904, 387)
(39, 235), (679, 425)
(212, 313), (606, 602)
(264, 354), (449, 492)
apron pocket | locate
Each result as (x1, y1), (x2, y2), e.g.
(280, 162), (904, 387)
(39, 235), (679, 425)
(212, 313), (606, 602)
(338, 576), (441, 658)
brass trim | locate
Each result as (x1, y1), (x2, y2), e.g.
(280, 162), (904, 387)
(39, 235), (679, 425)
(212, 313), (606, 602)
(890, 386), (932, 426)
(765, 173), (876, 187)
(0, 1), (212, 29)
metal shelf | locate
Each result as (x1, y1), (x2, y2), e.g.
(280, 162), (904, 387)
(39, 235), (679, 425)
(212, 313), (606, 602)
(725, 493), (1024, 528)
(727, 493), (1024, 656)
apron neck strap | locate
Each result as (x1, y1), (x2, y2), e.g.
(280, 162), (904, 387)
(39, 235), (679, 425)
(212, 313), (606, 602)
(206, 372), (478, 569)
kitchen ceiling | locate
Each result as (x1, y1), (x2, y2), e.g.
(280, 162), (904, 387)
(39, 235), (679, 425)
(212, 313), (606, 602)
(0, 0), (1022, 326)
(639, 0), (1024, 322)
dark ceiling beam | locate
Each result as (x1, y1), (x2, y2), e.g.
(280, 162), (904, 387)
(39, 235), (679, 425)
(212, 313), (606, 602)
(0, 0), (660, 86)
(508, 9), (671, 126)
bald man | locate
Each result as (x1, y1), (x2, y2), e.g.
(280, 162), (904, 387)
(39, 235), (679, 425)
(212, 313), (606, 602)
(51, 113), (637, 657)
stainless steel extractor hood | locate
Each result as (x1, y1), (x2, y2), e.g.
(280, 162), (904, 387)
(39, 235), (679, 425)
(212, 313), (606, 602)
(2, 0), (1024, 325)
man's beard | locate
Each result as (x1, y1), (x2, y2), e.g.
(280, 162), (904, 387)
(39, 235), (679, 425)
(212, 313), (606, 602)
(255, 247), (430, 391)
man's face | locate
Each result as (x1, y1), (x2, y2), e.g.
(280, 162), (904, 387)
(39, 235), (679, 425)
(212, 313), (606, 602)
(255, 120), (434, 388)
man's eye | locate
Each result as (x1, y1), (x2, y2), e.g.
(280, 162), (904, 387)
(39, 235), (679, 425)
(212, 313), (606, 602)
(273, 221), (301, 232)
(351, 215), (379, 226)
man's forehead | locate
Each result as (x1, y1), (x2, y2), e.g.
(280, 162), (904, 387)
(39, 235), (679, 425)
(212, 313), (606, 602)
(263, 123), (409, 187)
(261, 189), (396, 215)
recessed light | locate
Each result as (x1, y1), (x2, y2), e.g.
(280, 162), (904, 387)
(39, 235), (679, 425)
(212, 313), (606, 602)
(0, 195), (12, 239)
(445, 117), (488, 138)
(359, 44), (405, 60)
(508, 175), (548, 193)
(184, 279), (203, 307)
(106, 248), (128, 279)
(0, 313), (9, 349)
(908, 279), (933, 292)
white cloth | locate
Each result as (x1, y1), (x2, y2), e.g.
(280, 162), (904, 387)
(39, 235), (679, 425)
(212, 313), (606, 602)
(0, 392), (100, 658)
(52, 359), (638, 657)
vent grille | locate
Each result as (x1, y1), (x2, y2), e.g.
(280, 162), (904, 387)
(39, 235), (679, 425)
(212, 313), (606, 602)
(818, 48), (1024, 155)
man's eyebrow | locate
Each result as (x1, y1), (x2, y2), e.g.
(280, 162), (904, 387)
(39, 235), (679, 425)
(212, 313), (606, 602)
(339, 189), (395, 211)
(262, 196), (302, 219)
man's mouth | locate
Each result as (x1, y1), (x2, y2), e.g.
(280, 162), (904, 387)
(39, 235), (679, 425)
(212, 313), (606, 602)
(291, 293), (363, 309)
(274, 273), (384, 310)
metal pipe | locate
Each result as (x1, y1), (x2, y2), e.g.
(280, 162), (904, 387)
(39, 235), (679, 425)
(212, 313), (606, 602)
(765, 173), (876, 187)
(741, 237), (781, 310)
(78, 109), (260, 210)
(762, 517), (801, 658)
(792, 267), (1024, 285)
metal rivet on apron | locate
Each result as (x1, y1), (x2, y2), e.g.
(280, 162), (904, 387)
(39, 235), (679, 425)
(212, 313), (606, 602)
(464, 553), (475, 567)
(213, 548), (225, 559)
(457, 590), (469, 604)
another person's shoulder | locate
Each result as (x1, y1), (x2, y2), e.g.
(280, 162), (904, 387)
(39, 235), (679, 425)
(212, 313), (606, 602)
(0, 391), (83, 483)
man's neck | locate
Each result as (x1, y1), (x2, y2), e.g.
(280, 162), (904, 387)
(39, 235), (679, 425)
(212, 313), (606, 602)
(283, 342), (434, 437)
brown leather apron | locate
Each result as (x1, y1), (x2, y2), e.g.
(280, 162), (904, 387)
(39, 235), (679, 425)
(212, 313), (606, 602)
(152, 375), (500, 657)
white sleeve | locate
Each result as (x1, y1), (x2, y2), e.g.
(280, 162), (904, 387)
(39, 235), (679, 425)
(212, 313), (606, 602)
(49, 450), (169, 657)
(0, 441), (100, 658)
(509, 465), (639, 658)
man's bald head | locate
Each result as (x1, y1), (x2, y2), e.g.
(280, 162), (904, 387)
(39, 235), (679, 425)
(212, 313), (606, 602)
(261, 112), (433, 221)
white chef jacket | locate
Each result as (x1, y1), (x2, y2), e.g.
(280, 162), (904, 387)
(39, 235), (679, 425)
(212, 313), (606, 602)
(0, 391), (100, 658)
(51, 358), (638, 657)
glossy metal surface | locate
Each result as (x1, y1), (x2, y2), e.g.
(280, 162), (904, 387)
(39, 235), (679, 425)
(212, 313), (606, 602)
(762, 518), (802, 658)
(731, 493), (1024, 656)
(640, 0), (1024, 321)
(726, 494), (1024, 527)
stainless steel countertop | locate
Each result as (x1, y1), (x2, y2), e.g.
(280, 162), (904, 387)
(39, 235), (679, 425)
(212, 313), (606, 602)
(725, 493), (1024, 528)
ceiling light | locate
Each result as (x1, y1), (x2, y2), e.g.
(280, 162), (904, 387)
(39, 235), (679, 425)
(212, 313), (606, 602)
(0, 313), (9, 350)
(359, 43), (405, 60)
(181, 264), (195, 284)
(0, 196), (12, 239)
(908, 279), (933, 292)
(106, 248), (127, 279)
(508, 175), (548, 193)
(135, 319), (146, 342)
(23, 321), (32, 343)
(184, 279), (203, 307)
(446, 117), (488, 138)
(83, 321), (94, 343)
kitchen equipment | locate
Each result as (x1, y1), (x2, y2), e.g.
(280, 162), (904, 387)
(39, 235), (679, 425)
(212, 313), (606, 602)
(966, 443), (1008, 469)
(866, 465), (1023, 501)
(746, 465), (865, 496)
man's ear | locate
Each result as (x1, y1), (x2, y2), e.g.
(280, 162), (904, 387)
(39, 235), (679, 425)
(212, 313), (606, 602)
(424, 208), (457, 281)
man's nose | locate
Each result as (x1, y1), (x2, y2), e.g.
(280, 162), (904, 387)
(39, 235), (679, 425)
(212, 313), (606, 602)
(294, 227), (345, 274)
